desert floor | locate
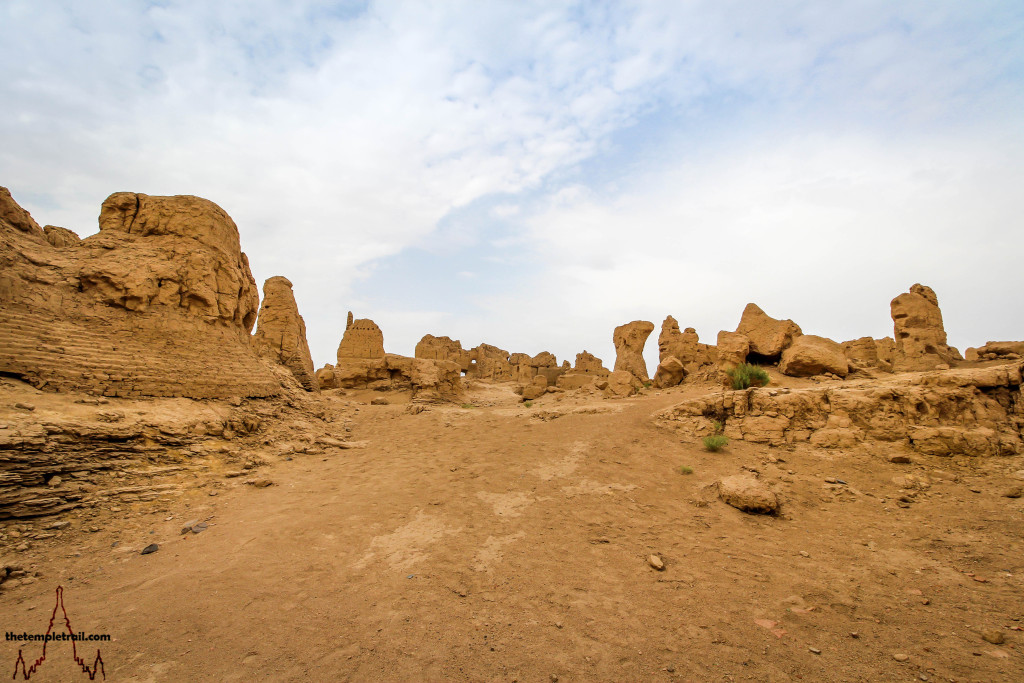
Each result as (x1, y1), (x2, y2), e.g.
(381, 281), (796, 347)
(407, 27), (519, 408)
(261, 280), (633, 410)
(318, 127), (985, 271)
(2, 380), (1023, 682)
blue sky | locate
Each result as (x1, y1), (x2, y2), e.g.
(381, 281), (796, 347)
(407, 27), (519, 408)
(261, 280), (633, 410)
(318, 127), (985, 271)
(2, 1), (1022, 371)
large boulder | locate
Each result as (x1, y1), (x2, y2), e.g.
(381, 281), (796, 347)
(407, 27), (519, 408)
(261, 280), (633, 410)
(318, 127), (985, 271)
(252, 276), (318, 391)
(715, 331), (750, 371)
(780, 335), (849, 378)
(965, 341), (1024, 362)
(735, 303), (802, 361)
(719, 475), (779, 514)
(890, 284), (962, 371)
(613, 320), (655, 381)
(0, 188), (280, 398)
(653, 356), (687, 388)
(604, 370), (641, 398)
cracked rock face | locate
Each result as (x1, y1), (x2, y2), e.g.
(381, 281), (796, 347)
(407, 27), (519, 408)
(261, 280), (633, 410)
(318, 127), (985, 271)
(252, 276), (318, 392)
(890, 284), (962, 371)
(0, 187), (280, 399)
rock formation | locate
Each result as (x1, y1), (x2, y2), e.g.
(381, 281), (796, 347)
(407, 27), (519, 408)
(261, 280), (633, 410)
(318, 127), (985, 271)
(43, 225), (81, 248)
(252, 276), (318, 391)
(556, 351), (610, 390)
(658, 316), (715, 372)
(467, 344), (514, 381)
(841, 337), (895, 373)
(735, 304), (802, 362)
(653, 356), (687, 388)
(604, 370), (641, 398)
(613, 320), (655, 381)
(890, 284), (961, 371)
(966, 342), (1024, 362)
(0, 188), (280, 398)
(415, 335), (471, 371)
(718, 475), (779, 515)
(332, 316), (464, 402)
(337, 314), (385, 359)
(656, 361), (1023, 457)
(779, 335), (849, 378)
(716, 331), (750, 371)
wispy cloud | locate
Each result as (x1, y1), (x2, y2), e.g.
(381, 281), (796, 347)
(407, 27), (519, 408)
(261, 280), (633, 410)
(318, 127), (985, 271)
(2, 1), (1022, 367)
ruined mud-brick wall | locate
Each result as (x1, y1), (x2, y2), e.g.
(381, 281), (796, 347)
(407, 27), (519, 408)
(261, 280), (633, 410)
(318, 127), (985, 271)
(655, 362), (1024, 457)
(0, 188), (281, 399)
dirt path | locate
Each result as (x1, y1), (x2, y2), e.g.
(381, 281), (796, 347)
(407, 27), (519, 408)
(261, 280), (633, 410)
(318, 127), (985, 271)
(2, 386), (1023, 681)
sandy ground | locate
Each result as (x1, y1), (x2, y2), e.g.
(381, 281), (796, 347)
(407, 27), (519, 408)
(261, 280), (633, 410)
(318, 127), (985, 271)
(2, 380), (1023, 682)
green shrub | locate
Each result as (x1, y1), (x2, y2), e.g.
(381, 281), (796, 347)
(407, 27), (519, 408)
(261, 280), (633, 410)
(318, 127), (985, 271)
(703, 435), (729, 452)
(726, 363), (770, 390)
(524, 401), (533, 408)
(678, 465), (694, 475)
(461, 403), (475, 409)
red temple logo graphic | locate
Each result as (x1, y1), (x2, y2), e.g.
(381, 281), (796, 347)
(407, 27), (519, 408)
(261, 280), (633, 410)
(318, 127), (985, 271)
(9, 586), (106, 681)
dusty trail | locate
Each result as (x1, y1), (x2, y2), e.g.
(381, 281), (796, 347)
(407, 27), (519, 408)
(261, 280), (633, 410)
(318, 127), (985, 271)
(2, 386), (1023, 682)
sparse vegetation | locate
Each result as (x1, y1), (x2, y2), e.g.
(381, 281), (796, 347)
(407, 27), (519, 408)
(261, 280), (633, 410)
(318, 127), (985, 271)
(703, 435), (729, 452)
(727, 363), (770, 390)
(643, 381), (653, 389)
(678, 465), (694, 475)
(461, 403), (476, 409)
(524, 401), (533, 408)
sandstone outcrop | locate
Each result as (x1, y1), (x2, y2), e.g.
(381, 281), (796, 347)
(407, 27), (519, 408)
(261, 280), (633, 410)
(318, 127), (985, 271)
(613, 321), (655, 381)
(841, 337), (895, 373)
(890, 284), (961, 371)
(779, 335), (849, 378)
(716, 331), (750, 371)
(965, 342), (1024, 362)
(0, 188), (280, 398)
(467, 344), (514, 381)
(735, 304), (802, 361)
(415, 335), (472, 371)
(604, 370), (641, 398)
(43, 225), (81, 248)
(718, 475), (779, 515)
(653, 356), (687, 388)
(337, 314), (385, 359)
(252, 276), (318, 391)
(332, 317), (464, 402)
(655, 362), (1023, 457)
(658, 316), (715, 372)
(556, 351), (610, 390)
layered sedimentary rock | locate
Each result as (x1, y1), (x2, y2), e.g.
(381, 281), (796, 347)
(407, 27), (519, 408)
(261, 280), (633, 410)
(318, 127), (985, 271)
(655, 362), (1024, 457)
(613, 321), (655, 381)
(890, 284), (961, 371)
(415, 335), (471, 371)
(0, 188), (280, 398)
(841, 337), (895, 373)
(779, 335), (849, 378)
(252, 276), (318, 391)
(735, 304), (802, 361)
(43, 225), (80, 248)
(965, 342), (1024, 362)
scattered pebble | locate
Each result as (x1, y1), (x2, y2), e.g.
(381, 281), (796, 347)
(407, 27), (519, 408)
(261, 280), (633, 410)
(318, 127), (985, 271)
(888, 454), (911, 464)
(49, 520), (70, 530)
(1002, 487), (1022, 499)
(140, 544), (159, 555)
(892, 653), (909, 662)
(648, 554), (665, 571)
(981, 630), (1005, 645)
(180, 520), (200, 535)
(799, 551), (810, 558)
(808, 647), (821, 654)
(47, 476), (62, 487)
(14, 402), (36, 411)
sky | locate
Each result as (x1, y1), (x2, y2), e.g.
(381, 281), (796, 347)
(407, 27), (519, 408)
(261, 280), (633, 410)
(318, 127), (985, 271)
(2, 1), (1022, 372)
